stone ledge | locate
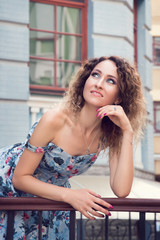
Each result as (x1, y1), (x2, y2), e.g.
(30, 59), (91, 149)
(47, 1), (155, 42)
(82, 165), (155, 181)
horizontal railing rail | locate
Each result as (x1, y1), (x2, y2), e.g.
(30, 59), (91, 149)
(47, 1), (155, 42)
(1, 197), (160, 212)
(0, 197), (75, 211)
(103, 198), (160, 212)
(1, 197), (160, 240)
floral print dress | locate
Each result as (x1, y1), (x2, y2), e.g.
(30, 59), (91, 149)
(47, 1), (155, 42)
(0, 122), (99, 240)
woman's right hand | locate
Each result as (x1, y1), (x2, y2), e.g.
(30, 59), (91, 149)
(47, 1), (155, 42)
(66, 188), (113, 220)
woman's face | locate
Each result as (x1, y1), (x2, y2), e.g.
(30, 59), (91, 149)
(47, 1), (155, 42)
(83, 60), (120, 108)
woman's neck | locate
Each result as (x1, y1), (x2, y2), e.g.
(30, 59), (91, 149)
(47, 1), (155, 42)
(78, 105), (101, 135)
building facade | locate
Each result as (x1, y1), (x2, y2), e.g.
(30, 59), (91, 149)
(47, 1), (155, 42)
(0, 0), (153, 172)
(151, 0), (160, 180)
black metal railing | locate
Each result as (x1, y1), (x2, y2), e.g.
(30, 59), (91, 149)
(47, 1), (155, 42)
(104, 198), (160, 240)
(0, 197), (75, 240)
(1, 197), (160, 240)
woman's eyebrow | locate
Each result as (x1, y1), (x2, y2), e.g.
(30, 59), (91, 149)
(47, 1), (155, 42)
(93, 69), (102, 74)
(107, 74), (118, 81)
(94, 69), (118, 81)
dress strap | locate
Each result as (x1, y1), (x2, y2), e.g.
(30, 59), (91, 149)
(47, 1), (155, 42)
(25, 140), (48, 153)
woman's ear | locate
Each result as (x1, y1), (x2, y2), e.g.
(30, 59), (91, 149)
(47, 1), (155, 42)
(114, 97), (122, 105)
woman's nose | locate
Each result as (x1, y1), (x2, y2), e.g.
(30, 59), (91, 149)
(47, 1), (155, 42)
(96, 78), (104, 88)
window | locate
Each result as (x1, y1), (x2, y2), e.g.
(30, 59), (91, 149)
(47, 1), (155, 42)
(154, 103), (160, 133)
(153, 37), (160, 66)
(29, 0), (87, 95)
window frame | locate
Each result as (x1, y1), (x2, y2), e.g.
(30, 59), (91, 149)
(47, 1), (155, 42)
(154, 102), (160, 133)
(29, 0), (88, 95)
(153, 36), (160, 66)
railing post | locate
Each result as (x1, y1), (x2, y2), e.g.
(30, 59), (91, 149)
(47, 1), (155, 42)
(38, 211), (42, 240)
(69, 210), (76, 240)
(105, 215), (108, 240)
(139, 212), (146, 240)
(6, 210), (14, 240)
(79, 213), (83, 239)
(154, 212), (159, 240)
(129, 212), (131, 240)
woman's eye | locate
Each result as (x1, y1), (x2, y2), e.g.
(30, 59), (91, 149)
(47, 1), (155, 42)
(91, 72), (100, 78)
(106, 78), (115, 84)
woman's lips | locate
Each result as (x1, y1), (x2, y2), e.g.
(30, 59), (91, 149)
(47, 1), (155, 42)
(91, 90), (103, 97)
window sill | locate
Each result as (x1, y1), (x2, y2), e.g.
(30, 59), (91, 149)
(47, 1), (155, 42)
(30, 85), (67, 96)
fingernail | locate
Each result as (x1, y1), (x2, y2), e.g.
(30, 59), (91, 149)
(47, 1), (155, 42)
(96, 108), (99, 112)
(108, 212), (111, 216)
(104, 113), (107, 116)
(96, 113), (99, 117)
(109, 205), (113, 209)
(98, 194), (101, 198)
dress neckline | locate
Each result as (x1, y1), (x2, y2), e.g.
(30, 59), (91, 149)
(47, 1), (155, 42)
(48, 142), (97, 158)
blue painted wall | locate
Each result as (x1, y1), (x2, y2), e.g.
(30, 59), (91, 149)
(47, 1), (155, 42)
(0, 102), (29, 147)
(88, 0), (153, 171)
(0, 63), (29, 100)
(137, 0), (153, 171)
(88, 0), (134, 60)
(0, 24), (29, 62)
(0, 0), (29, 147)
(0, 0), (29, 23)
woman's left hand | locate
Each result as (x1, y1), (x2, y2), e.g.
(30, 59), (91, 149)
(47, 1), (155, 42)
(96, 105), (133, 132)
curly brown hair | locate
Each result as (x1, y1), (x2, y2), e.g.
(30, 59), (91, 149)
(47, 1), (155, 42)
(63, 56), (147, 155)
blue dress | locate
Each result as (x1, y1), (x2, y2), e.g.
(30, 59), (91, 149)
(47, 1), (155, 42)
(0, 122), (99, 240)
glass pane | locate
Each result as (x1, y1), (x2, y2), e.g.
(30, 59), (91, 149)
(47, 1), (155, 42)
(57, 34), (81, 61)
(57, 62), (81, 88)
(155, 49), (160, 64)
(154, 37), (160, 64)
(30, 2), (54, 31)
(30, 31), (54, 58)
(57, 6), (81, 34)
(30, 60), (54, 86)
(155, 37), (160, 44)
(156, 107), (160, 131)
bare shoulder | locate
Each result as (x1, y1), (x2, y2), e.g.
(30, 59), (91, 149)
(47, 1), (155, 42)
(39, 107), (69, 134)
(42, 108), (67, 128)
(30, 108), (68, 145)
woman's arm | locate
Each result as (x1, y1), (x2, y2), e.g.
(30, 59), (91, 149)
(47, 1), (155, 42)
(109, 129), (134, 197)
(12, 109), (67, 200)
(97, 105), (134, 197)
(12, 109), (112, 219)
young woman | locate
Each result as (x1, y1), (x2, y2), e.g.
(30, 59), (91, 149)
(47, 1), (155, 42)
(0, 56), (146, 239)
